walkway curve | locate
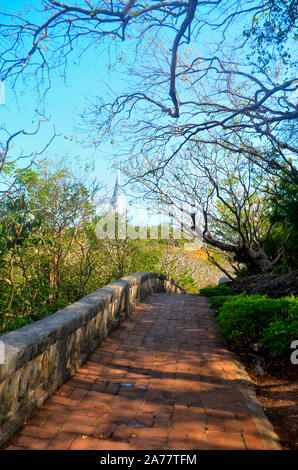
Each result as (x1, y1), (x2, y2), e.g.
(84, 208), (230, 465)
(3, 294), (280, 450)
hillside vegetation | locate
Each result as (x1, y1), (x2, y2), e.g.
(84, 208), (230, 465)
(0, 162), (223, 335)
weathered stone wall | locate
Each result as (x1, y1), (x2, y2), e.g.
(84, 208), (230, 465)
(0, 272), (184, 446)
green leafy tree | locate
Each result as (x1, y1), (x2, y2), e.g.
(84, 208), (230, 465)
(264, 169), (298, 272)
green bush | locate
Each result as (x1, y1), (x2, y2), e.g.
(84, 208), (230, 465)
(200, 284), (233, 297)
(215, 294), (298, 357)
(262, 315), (298, 357)
(209, 294), (242, 308)
(0, 315), (34, 335)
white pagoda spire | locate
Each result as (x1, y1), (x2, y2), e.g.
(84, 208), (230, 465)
(109, 168), (124, 214)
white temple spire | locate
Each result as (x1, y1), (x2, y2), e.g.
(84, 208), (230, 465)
(109, 168), (124, 214)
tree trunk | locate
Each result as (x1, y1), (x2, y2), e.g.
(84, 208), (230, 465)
(204, 231), (274, 273)
(247, 246), (274, 273)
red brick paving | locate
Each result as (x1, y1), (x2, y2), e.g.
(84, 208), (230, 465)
(3, 294), (278, 450)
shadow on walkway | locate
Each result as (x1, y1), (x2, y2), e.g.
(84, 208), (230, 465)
(3, 294), (280, 450)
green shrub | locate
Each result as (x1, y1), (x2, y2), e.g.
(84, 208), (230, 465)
(262, 315), (298, 357)
(215, 294), (298, 356)
(209, 294), (243, 308)
(0, 315), (34, 335)
(216, 295), (271, 348)
(200, 284), (233, 297)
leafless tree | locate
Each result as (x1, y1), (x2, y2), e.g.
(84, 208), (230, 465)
(0, 1), (264, 86)
(0, 122), (56, 202)
(0, 1), (296, 182)
(124, 143), (292, 273)
(94, 51), (297, 181)
(157, 242), (230, 287)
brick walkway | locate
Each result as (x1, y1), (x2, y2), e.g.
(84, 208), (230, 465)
(3, 294), (280, 450)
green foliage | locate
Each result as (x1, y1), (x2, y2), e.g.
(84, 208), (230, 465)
(209, 294), (239, 308)
(243, 0), (297, 73)
(0, 315), (34, 335)
(200, 284), (233, 297)
(264, 170), (298, 273)
(262, 315), (298, 357)
(0, 162), (98, 334)
(1, 161), (212, 335)
(229, 167), (298, 275)
(215, 294), (298, 357)
(175, 270), (196, 293)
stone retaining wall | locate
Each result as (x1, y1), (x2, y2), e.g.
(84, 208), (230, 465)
(0, 272), (184, 446)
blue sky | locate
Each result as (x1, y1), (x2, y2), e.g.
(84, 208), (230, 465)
(0, 0), (129, 198)
(0, 0), (258, 201)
